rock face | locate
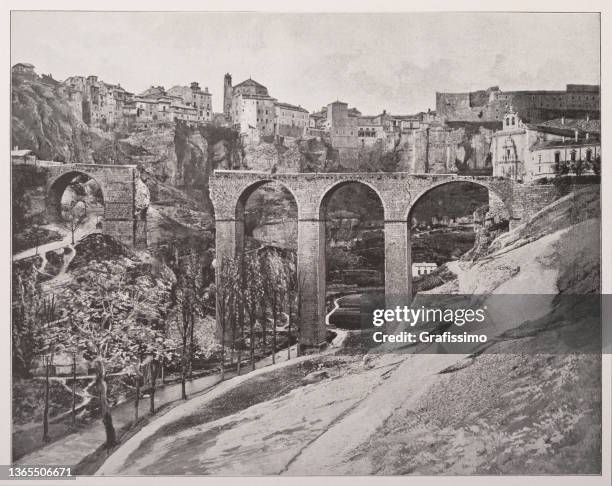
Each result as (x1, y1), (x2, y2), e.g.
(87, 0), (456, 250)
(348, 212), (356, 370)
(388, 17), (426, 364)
(397, 124), (495, 174)
(11, 74), (108, 163)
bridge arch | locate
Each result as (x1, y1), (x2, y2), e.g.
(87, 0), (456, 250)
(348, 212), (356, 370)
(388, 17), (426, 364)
(42, 163), (143, 247)
(316, 179), (388, 220)
(227, 179), (300, 256)
(235, 179), (300, 220)
(46, 169), (106, 223)
(317, 179), (386, 320)
(404, 178), (513, 222)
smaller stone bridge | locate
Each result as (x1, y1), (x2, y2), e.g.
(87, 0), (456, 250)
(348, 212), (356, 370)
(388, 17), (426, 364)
(209, 170), (566, 351)
(44, 163), (146, 247)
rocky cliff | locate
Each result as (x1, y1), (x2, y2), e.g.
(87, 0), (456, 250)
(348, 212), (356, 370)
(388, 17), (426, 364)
(11, 74), (108, 163)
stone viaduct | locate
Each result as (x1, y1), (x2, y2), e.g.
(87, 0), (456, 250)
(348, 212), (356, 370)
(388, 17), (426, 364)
(43, 163), (146, 247)
(209, 170), (564, 351)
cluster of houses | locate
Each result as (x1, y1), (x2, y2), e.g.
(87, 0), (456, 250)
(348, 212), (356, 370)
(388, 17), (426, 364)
(62, 76), (213, 129)
(12, 63), (601, 182)
(13, 63), (213, 130)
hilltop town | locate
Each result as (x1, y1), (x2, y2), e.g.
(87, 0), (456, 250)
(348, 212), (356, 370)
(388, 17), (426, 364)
(12, 62), (601, 182)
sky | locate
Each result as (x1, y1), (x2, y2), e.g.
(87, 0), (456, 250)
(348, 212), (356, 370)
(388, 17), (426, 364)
(11, 12), (600, 115)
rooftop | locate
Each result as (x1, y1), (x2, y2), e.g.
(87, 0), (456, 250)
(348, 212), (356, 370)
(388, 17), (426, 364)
(530, 118), (600, 134)
(275, 101), (308, 113)
(11, 149), (33, 157)
(239, 93), (277, 101)
(234, 78), (268, 90)
(530, 138), (599, 151)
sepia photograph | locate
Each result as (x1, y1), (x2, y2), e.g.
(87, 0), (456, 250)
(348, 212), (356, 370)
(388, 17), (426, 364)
(4, 4), (610, 483)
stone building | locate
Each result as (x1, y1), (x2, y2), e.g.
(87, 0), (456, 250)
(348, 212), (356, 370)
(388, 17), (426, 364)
(437, 84), (600, 124)
(224, 74), (310, 142)
(64, 75), (136, 129)
(230, 78), (277, 141)
(326, 101), (361, 149)
(491, 110), (600, 181)
(167, 82), (213, 122)
(275, 102), (309, 138)
(136, 86), (203, 123)
(12, 62), (36, 77)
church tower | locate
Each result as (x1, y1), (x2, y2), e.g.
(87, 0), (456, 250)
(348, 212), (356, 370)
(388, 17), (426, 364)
(223, 73), (233, 120)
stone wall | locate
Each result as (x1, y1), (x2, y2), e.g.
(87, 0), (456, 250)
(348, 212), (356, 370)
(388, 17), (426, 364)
(398, 125), (495, 174)
(437, 86), (600, 124)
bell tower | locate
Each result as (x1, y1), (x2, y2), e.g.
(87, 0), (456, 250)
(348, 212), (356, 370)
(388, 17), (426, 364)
(223, 73), (233, 120)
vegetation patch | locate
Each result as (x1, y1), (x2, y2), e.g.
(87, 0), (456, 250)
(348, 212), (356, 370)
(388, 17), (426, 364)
(68, 233), (137, 270)
(13, 226), (63, 254)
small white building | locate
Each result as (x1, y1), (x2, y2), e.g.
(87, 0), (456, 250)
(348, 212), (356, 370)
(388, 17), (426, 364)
(412, 262), (438, 277)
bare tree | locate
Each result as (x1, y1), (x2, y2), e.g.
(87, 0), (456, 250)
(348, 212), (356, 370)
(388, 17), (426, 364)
(60, 200), (87, 245)
(286, 261), (305, 360)
(261, 251), (288, 365)
(34, 295), (63, 443)
(216, 257), (240, 381)
(243, 255), (264, 371)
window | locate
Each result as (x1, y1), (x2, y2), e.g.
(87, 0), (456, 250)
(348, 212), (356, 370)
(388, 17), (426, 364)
(506, 118), (509, 127)
(511, 117), (515, 126)
(586, 149), (592, 162)
(570, 150), (577, 162)
(554, 151), (561, 163)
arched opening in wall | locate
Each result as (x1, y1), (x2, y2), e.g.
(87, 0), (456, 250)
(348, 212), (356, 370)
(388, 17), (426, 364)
(408, 181), (510, 294)
(233, 180), (299, 363)
(47, 171), (105, 241)
(320, 182), (385, 329)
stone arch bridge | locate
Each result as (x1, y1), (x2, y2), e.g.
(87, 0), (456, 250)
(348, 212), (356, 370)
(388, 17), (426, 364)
(209, 170), (562, 351)
(41, 163), (146, 247)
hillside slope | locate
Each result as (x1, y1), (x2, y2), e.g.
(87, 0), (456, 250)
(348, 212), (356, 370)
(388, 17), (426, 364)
(98, 185), (601, 476)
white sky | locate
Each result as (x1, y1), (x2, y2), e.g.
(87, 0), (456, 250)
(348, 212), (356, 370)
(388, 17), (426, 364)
(11, 11), (600, 115)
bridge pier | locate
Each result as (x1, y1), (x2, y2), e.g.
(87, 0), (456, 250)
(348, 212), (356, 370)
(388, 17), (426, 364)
(384, 220), (412, 307)
(214, 217), (245, 341)
(297, 218), (328, 352)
